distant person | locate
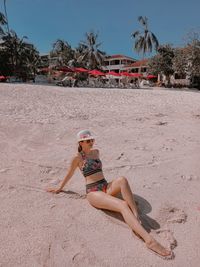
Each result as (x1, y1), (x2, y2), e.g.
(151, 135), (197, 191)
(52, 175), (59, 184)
(47, 130), (173, 259)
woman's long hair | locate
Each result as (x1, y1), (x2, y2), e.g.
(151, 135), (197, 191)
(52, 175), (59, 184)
(78, 142), (82, 153)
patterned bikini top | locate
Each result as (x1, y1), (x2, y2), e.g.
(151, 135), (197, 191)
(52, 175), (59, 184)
(80, 151), (102, 177)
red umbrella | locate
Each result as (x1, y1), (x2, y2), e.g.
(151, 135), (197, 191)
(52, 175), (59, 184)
(73, 67), (89, 73)
(56, 66), (74, 72)
(130, 73), (143, 77)
(0, 75), (7, 81)
(120, 72), (132, 77)
(106, 71), (121, 77)
(147, 74), (157, 79)
(89, 70), (105, 76)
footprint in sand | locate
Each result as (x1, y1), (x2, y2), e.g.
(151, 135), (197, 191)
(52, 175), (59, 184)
(154, 229), (177, 250)
(157, 206), (187, 225)
(153, 205), (186, 251)
(39, 165), (53, 174)
(181, 174), (199, 181)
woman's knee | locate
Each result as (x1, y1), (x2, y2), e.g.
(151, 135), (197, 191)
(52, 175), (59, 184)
(118, 176), (128, 185)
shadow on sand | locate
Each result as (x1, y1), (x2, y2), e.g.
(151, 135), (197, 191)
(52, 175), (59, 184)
(101, 194), (160, 233)
(62, 190), (160, 232)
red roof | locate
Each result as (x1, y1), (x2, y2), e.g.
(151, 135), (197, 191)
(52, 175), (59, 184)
(106, 54), (135, 61)
(127, 59), (149, 67)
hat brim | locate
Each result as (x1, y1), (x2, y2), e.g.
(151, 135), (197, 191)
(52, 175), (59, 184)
(78, 136), (95, 142)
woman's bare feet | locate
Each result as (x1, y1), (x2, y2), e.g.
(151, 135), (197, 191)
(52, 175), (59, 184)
(146, 238), (173, 259)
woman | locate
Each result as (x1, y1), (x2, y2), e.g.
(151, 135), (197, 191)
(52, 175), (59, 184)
(47, 130), (173, 259)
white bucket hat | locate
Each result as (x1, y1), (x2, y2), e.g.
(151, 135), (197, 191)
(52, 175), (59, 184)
(77, 130), (95, 142)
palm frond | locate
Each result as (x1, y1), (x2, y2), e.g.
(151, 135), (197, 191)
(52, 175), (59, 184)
(0, 27), (4, 35)
(132, 16), (159, 55)
(138, 16), (148, 27)
(0, 12), (7, 25)
(146, 32), (152, 53)
(151, 32), (159, 50)
(134, 36), (144, 53)
(131, 31), (140, 38)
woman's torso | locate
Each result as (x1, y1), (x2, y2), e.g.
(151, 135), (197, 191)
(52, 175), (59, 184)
(78, 149), (105, 184)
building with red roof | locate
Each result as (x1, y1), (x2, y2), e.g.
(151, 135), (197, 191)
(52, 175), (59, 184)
(125, 59), (149, 74)
(102, 54), (136, 73)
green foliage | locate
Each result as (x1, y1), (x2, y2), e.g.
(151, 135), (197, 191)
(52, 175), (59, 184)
(50, 39), (74, 66)
(0, 31), (40, 80)
(77, 31), (106, 69)
(148, 44), (175, 77)
(187, 39), (200, 77)
(173, 31), (200, 84)
(0, 12), (7, 35)
(172, 48), (188, 75)
(131, 16), (159, 56)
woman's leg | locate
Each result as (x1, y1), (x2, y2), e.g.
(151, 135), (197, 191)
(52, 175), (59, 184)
(87, 191), (171, 257)
(106, 176), (139, 219)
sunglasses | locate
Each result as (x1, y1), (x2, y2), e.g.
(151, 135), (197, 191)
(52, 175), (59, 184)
(83, 139), (94, 143)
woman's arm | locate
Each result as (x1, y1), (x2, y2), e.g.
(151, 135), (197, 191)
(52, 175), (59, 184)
(47, 156), (79, 194)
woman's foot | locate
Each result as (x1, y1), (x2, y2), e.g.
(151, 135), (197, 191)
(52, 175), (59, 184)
(146, 238), (173, 259)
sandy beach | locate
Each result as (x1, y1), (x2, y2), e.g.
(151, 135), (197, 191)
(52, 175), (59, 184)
(0, 83), (200, 267)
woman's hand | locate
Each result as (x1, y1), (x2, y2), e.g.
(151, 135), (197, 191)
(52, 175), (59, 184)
(46, 187), (62, 194)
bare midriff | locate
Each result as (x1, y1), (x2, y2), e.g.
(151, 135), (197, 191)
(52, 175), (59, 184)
(85, 171), (105, 185)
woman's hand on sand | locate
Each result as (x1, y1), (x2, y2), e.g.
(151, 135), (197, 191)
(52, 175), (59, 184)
(46, 187), (62, 194)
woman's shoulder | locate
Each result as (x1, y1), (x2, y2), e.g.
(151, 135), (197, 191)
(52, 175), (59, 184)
(70, 153), (82, 164)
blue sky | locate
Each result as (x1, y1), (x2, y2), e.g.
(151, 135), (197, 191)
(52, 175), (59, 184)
(1, 0), (200, 59)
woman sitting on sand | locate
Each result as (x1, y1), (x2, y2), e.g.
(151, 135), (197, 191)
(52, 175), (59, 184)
(47, 130), (173, 259)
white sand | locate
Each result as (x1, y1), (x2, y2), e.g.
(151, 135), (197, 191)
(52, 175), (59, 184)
(0, 83), (200, 266)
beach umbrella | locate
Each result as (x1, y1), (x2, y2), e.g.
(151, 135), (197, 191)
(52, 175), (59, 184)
(56, 66), (74, 72)
(73, 67), (89, 73)
(89, 70), (105, 76)
(106, 71), (121, 86)
(106, 71), (121, 77)
(120, 72), (132, 77)
(147, 74), (157, 79)
(130, 73), (143, 77)
(0, 75), (7, 81)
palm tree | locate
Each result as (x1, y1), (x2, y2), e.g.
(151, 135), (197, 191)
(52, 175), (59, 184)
(51, 39), (74, 66)
(131, 16), (159, 56)
(78, 31), (106, 69)
(3, 0), (9, 33)
(20, 43), (40, 81)
(0, 12), (7, 36)
(1, 31), (39, 80)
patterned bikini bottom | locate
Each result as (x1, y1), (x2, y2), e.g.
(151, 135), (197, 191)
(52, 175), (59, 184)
(86, 178), (108, 194)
